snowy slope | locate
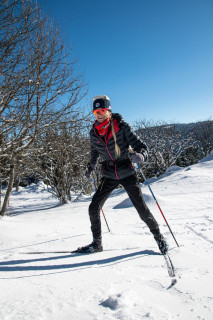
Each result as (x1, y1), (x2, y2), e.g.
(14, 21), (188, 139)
(0, 157), (213, 320)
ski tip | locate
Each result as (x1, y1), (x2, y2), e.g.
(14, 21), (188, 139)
(167, 278), (177, 290)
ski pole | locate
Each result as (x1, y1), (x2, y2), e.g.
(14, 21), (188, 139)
(73, 180), (88, 202)
(90, 178), (111, 232)
(137, 163), (179, 247)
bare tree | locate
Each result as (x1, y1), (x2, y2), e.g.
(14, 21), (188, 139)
(0, 0), (87, 215)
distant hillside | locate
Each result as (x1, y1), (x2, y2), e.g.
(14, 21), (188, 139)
(135, 119), (213, 139)
(172, 120), (213, 134)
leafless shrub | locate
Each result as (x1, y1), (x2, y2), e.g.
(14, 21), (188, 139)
(134, 119), (194, 177)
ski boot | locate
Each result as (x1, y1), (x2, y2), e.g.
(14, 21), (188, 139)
(153, 233), (168, 254)
(75, 237), (103, 254)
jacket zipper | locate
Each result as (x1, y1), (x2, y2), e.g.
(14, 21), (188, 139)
(93, 128), (119, 180)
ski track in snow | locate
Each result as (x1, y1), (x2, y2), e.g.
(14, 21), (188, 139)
(0, 157), (213, 320)
(185, 225), (213, 245)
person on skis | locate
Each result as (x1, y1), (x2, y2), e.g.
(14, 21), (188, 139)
(78, 95), (168, 254)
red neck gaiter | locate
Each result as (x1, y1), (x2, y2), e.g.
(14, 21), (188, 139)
(95, 118), (111, 136)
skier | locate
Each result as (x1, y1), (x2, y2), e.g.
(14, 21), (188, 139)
(77, 95), (168, 254)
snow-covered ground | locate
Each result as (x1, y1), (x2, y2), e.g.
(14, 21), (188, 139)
(0, 155), (213, 320)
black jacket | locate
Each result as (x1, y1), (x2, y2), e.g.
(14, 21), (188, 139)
(89, 113), (148, 180)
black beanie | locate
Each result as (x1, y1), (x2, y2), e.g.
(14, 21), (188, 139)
(93, 95), (111, 111)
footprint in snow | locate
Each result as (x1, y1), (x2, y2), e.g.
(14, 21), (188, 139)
(100, 294), (123, 310)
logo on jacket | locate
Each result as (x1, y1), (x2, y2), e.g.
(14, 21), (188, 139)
(96, 103), (100, 108)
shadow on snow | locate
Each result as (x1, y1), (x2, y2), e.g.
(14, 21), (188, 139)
(0, 250), (161, 278)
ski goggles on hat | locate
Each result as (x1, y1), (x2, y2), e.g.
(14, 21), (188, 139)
(93, 108), (109, 115)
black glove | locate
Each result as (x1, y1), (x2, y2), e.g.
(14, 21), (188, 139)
(85, 166), (93, 179)
(130, 152), (144, 164)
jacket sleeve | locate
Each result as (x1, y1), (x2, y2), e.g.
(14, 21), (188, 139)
(88, 134), (99, 169)
(123, 122), (148, 160)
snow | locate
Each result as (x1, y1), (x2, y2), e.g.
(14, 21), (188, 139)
(1, 158), (213, 320)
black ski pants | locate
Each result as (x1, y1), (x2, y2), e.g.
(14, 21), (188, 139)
(89, 174), (159, 239)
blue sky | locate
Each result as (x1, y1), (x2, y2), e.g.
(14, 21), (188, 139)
(41, 0), (213, 124)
